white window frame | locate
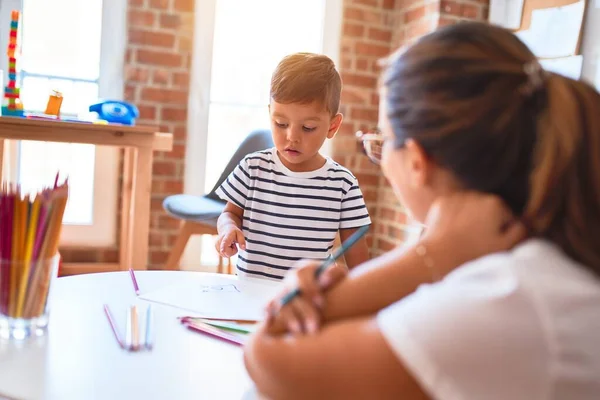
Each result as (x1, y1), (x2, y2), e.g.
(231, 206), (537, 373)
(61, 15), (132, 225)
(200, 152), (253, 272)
(0, 0), (126, 247)
(181, 0), (343, 269)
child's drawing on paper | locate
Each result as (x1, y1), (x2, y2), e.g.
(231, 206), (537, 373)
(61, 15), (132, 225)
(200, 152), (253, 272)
(199, 284), (240, 293)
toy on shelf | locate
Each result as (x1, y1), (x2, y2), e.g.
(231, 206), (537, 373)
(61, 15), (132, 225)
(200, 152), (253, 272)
(44, 90), (63, 116)
(2, 10), (24, 117)
(89, 100), (139, 126)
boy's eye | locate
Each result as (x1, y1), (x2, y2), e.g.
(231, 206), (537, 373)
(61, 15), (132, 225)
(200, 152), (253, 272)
(275, 121), (288, 128)
(303, 126), (317, 132)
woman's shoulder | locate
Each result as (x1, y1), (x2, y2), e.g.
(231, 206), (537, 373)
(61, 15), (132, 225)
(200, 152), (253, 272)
(377, 239), (600, 400)
(447, 238), (600, 297)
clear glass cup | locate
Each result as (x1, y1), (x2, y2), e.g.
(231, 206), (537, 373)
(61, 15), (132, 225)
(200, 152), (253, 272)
(0, 254), (60, 340)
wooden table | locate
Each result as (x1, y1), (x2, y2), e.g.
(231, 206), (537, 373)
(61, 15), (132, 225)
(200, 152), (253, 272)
(0, 117), (173, 272)
(0, 271), (263, 399)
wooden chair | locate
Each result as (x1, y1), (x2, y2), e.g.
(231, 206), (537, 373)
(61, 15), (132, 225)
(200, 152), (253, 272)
(162, 129), (274, 271)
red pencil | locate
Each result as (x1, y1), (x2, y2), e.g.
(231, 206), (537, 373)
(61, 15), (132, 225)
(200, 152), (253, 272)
(0, 193), (4, 261)
(0, 192), (13, 315)
(0, 194), (7, 314)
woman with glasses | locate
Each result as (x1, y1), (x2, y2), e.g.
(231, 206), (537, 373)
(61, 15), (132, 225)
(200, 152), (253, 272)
(244, 22), (600, 399)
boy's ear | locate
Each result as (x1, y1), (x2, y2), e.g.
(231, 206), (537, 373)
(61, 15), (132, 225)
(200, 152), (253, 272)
(327, 113), (343, 139)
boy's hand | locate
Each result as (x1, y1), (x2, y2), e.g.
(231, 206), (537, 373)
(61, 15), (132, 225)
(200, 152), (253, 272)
(215, 225), (246, 257)
(265, 260), (347, 335)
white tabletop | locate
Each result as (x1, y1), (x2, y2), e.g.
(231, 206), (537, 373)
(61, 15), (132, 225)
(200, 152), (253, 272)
(0, 271), (274, 400)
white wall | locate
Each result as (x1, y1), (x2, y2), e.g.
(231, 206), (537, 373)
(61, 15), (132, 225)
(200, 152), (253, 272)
(581, 0), (600, 89)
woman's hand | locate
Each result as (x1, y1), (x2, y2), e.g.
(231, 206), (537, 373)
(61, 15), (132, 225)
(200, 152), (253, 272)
(421, 192), (527, 273)
(263, 192), (525, 336)
(265, 260), (347, 336)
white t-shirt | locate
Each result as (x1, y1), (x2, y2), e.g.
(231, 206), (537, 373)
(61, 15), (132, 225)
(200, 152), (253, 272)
(216, 148), (371, 281)
(377, 239), (600, 400)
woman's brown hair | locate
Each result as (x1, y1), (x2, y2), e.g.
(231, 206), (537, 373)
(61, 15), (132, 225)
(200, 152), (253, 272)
(383, 22), (600, 275)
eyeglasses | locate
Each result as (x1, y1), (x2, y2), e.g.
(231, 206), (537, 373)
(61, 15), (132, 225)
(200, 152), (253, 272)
(356, 128), (396, 165)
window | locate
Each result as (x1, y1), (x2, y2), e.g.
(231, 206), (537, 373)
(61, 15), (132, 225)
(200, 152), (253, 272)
(0, 0), (126, 246)
(204, 0), (329, 193)
(182, 0), (342, 268)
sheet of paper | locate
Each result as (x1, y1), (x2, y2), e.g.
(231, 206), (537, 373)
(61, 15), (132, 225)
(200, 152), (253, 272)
(516, 1), (585, 59)
(489, 0), (525, 29)
(540, 55), (583, 80)
(139, 274), (282, 321)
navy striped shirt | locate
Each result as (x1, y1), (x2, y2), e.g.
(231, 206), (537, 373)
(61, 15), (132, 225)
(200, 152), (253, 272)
(216, 147), (371, 281)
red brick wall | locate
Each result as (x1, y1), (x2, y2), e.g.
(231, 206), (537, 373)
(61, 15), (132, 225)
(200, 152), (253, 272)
(61, 0), (489, 267)
(392, 1), (439, 48)
(334, 0), (396, 255)
(439, 0), (489, 26)
(60, 0), (195, 268)
(334, 0), (489, 257)
(126, 0), (194, 268)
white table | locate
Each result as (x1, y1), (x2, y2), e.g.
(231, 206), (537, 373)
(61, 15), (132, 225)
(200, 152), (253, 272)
(0, 271), (273, 400)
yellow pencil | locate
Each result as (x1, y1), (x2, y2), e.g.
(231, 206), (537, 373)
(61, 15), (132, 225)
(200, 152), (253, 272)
(29, 187), (68, 318)
(15, 195), (41, 317)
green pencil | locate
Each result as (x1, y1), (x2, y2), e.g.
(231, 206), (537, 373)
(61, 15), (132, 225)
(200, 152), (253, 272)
(200, 319), (254, 334)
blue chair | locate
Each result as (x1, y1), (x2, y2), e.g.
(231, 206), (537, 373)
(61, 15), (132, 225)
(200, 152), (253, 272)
(163, 129), (274, 271)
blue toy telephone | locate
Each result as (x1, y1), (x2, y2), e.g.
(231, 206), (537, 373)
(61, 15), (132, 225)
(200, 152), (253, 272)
(89, 100), (139, 125)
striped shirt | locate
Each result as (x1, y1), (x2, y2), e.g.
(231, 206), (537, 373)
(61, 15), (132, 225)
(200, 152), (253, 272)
(216, 147), (371, 281)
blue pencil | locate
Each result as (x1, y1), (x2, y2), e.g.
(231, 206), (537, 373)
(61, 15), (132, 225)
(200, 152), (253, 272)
(279, 224), (369, 307)
(145, 305), (153, 350)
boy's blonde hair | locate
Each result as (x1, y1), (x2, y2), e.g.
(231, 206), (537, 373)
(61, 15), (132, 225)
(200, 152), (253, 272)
(270, 52), (342, 117)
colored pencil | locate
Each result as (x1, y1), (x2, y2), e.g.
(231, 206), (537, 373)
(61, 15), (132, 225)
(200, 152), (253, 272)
(15, 195), (40, 317)
(145, 305), (153, 350)
(104, 304), (154, 352)
(0, 178), (69, 319)
(131, 305), (139, 351)
(279, 224), (370, 307)
(125, 306), (133, 350)
(103, 304), (125, 349)
(0, 194), (9, 314)
(9, 193), (22, 316)
(129, 268), (140, 296)
(181, 318), (245, 346)
(177, 316), (259, 324)
(29, 186), (68, 317)
(180, 317), (254, 334)
(31, 200), (49, 264)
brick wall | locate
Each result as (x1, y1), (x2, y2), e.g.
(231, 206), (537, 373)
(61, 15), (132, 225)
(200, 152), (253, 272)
(392, 0), (439, 48)
(60, 0), (195, 268)
(334, 0), (489, 257)
(439, 0), (489, 26)
(60, 0), (489, 267)
(334, 0), (396, 255)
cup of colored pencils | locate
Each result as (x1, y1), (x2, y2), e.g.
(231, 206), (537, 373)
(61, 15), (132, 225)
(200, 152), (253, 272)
(0, 178), (68, 340)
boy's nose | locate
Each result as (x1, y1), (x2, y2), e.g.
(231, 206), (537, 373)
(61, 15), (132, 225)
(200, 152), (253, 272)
(286, 127), (301, 143)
